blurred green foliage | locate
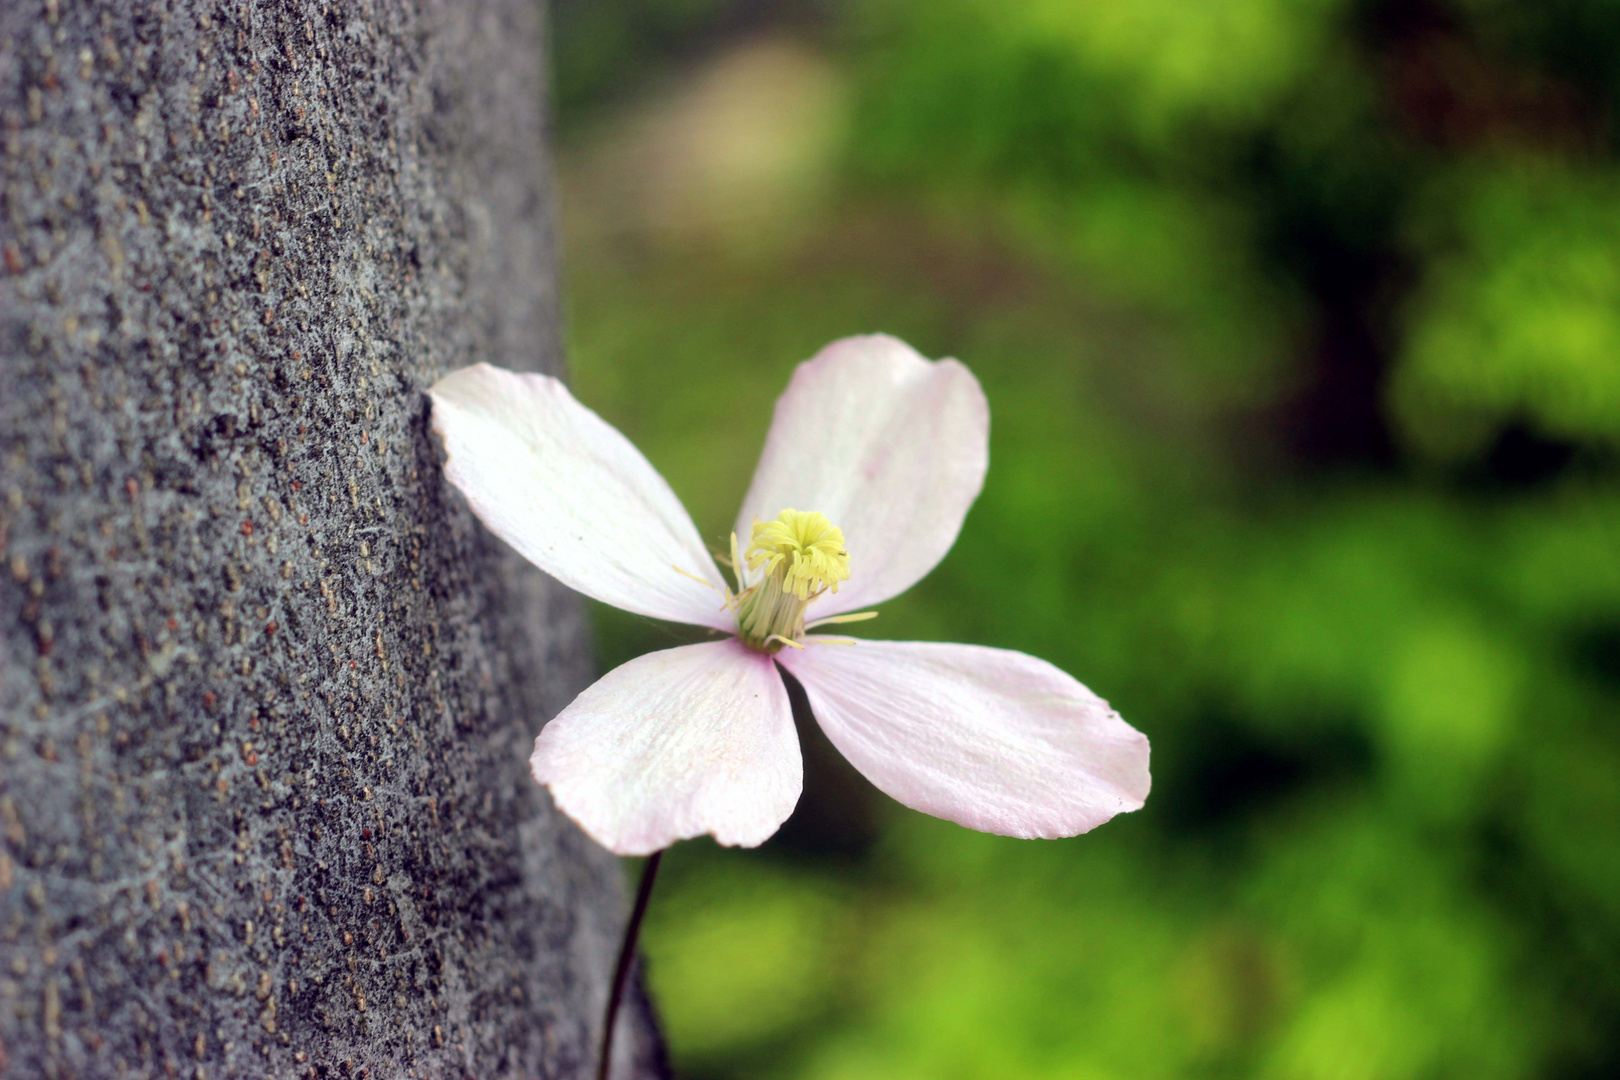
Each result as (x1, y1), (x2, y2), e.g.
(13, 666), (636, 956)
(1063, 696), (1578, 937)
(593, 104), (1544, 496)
(551, 0), (1620, 1076)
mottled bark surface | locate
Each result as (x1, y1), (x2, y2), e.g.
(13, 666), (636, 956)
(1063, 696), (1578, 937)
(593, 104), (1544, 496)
(0, 2), (659, 1077)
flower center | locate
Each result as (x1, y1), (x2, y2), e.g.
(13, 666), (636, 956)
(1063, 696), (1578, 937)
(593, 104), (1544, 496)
(746, 509), (850, 600)
(734, 509), (849, 650)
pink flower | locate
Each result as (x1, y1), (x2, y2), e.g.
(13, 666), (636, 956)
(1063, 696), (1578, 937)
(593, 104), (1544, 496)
(429, 335), (1150, 855)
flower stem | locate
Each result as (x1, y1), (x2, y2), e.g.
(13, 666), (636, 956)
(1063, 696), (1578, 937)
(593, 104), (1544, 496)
(597, 850), (663, 1080)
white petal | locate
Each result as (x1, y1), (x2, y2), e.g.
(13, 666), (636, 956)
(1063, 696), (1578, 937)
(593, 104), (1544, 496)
(531, 640), (801, 855)
(430, 364), (732, 630)
(734, 335), (988, 615)
(778, 638), (1149, 838)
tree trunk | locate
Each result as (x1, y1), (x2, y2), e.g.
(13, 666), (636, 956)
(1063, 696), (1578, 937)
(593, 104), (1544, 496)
(0, 2), (660, 1077)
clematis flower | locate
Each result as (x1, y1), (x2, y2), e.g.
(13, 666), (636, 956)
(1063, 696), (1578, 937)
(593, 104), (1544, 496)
(428, 335), (1150, 855)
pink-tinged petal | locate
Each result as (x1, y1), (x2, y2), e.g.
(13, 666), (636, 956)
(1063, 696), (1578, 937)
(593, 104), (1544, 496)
(532, 640), (800, 855)
(778, 638), (1149, 838)
(734, 336), (988, 616)
(430, 364), (731, 630)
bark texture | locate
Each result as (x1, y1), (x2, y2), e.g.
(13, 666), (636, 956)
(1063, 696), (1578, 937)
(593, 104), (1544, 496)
(0, 2), (659, 1076)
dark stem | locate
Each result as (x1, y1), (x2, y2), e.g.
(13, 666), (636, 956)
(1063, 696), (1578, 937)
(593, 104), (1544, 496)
(597, 850), (663, 1080)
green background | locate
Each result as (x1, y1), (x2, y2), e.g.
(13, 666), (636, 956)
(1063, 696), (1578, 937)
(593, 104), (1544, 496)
(551, 1), (1620, 1076)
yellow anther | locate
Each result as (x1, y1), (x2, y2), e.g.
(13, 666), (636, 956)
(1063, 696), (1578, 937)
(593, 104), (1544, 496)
(734, 509), (858, 651)
(744, 510), (850, 601)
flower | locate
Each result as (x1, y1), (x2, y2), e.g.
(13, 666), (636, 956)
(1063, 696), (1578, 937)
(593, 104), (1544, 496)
(428, 335), (1150, 855)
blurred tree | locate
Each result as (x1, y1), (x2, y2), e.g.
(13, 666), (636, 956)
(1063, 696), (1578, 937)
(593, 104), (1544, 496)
(548, 1), (1620, 1078)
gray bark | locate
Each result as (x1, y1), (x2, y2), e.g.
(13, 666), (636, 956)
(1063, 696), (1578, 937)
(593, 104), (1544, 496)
(0, 2), (660, 1077)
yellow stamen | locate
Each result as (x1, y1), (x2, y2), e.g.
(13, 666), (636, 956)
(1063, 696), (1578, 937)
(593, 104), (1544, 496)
(734, 509), (856, 651)
(671, 564), (719, 591)
(805, 610), (878, 630)
(744, 510), (850, 601)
